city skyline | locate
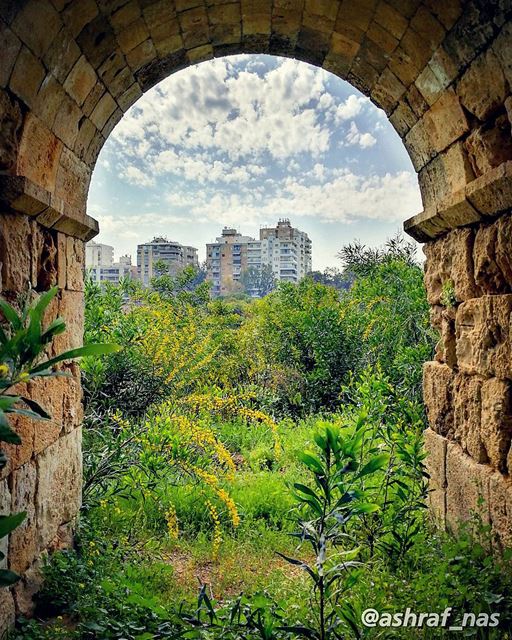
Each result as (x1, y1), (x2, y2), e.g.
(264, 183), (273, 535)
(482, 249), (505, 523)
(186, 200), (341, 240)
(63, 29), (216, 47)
(88, 54), (422, 272)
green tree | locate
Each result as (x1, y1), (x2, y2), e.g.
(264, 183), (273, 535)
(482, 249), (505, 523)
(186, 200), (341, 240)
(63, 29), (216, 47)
(240, 264), (277, 298)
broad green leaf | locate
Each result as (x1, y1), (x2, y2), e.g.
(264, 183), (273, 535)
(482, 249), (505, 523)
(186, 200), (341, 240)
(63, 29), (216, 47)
(31, 343), (122, 373)
(0, 299), (21, 330)
(358, 453), (390, 477)
(0, 568), (21, 587)
(20, 397), (51, 420)
(352, 502), (380, 514)
(298, 452), (324, 474)
(0, 415), (22, 444)
(0, 512), (26, 538)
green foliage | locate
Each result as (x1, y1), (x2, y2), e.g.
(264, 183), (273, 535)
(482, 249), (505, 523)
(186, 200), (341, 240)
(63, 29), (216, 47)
(0, 286), (119, 588)
(241, 264), (277, 298)
(279, 424), (385, 640)
(440, 279), (457, 309)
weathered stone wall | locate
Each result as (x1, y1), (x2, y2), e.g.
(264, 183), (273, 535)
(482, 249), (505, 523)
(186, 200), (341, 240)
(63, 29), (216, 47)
(423, 211), (512, 548)
(0, 0), (512, 632)
(0, 210), (84, 635)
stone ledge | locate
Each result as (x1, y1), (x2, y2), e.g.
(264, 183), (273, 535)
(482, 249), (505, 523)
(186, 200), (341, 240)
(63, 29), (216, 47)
(404, 162), (512, 242)
(0, 176), (98, 241)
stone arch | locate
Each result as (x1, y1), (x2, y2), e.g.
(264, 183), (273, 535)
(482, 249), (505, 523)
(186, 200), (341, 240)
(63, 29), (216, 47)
(1, 0), (512, 628)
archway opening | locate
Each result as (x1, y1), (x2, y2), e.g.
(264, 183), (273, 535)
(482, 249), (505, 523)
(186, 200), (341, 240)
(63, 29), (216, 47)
(2, 0), (512, 635)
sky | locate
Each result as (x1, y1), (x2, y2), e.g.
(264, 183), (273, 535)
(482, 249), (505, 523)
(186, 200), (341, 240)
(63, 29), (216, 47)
(88, 54), (423, 271)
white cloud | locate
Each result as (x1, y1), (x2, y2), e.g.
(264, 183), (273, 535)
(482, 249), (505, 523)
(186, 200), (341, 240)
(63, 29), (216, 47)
(333, 94), (368, 123)
(155, 169), (421, 226)
(345, 121), (377, 148)
(120, 165), (156, 187)
(111, 57), (333, 164)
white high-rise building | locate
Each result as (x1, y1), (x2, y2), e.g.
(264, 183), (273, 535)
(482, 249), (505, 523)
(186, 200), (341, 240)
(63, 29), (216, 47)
(86, 241), (134, 285)
(86, 241), (114, 267)
(206, 220), (312, 297)
(137, 237), (199, 287)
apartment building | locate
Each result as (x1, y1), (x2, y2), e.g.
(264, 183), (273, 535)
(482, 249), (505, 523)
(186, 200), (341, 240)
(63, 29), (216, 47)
(86, 242), (134, 285)
(206, 220), (312, 297)
(137, 237), (199, 286)
(86, 241), (114, 267)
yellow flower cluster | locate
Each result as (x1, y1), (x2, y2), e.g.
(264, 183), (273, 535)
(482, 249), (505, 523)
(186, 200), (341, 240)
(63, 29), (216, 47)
(182, 393), (281, 458)
(165, 503), (179, 541)
(204, 499), (222, 559)
(192, 466), (240, 528)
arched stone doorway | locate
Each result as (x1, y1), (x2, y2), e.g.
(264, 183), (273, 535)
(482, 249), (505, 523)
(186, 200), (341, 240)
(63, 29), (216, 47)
(1, 0), (512, 628)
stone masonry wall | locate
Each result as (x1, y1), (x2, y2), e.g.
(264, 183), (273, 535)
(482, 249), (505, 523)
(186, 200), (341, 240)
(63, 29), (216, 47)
(423, 211), (512, 549)
(1, 0), (512, 632)
(0, 210), (84, 635)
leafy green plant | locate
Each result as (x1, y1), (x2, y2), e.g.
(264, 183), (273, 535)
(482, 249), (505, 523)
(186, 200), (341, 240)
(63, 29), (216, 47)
(278, 424), (388, 640)
(0, 286), (119, 586)
(440, 279), (457, 309)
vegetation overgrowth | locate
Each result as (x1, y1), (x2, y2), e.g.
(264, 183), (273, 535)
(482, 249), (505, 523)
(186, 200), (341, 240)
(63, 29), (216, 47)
(5, 237), (512, 639)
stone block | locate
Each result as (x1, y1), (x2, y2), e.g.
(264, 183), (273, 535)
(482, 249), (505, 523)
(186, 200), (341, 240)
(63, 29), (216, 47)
(423, 361), (455, 437)
(445, 441), (492, 534)
(423, 227), (479, 305)
(371, 67), (405, 113)
(61, 0), (99, 38)
(0, 212), (32, 293)
(63, 55), (97, 107)
(43, 29), (81, 85)
(8, 461), (37, 575)
(453, 373), (487, 463)
(0, 22), (21, 88)
(456, 295), (512, 380)
(13, 555), (45, 617)
(110, 0), (140, 32)
(90, 91), (117, 131)
(35, 428), (82, 550)
(465, 115), (512, 177)
(0, 89), (23, 172)
(473, 217), (512, 295)
(30, 220), (58, 291)
(82, 82), (105, 119)
(29, 375), (68, 455)
(9, 45), (46, 108)
(410, 5), (445, 51)
(458, 49), (507, 122)
(126, 38), (157, 72)
(11, 0), (62, 58)
(404, 117), (436, 172)
(65, 236), (85, 292)
(492, 22), (512, 86)
(179, 7), (210, 49)
(54, 289), (84, 353)
(74, 117), (97, 161)
(0, 590), (15, 638)
(425, 89), (469, 155)
(118, 81), (143, 112)
(489, 472), (512, 549)
(466, 162), (512, 217)
(389, 99), (417, 137)
(480, 378), (512, 473)
(62, 366), (84, 435)
(33, 73), (67, 132)
(17, 113), (63, 193)
(423, 428), (447, 527)
(55, 147), (91, 212)
(53, 94), (83, 148)
(374, 1), (408, 40)
(117, 17), (150, 54)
